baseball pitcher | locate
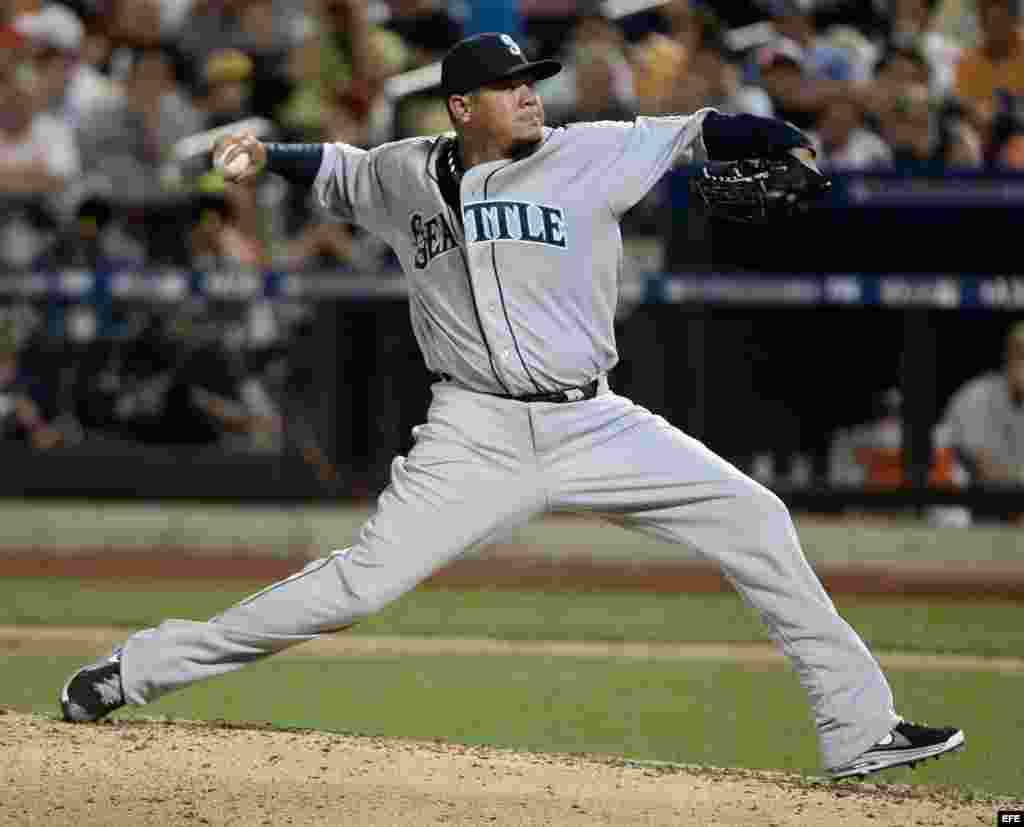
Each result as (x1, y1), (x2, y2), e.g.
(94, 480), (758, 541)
(60, 32), (964, 779)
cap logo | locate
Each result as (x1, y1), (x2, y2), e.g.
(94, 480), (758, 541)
(500, 34), (522, 57)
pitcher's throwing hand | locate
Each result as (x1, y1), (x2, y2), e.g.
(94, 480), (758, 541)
(212, 134), (266, 183)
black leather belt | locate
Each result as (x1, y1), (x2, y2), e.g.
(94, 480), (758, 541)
(436, 375), (599, 404)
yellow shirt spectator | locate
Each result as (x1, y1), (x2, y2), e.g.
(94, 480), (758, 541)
(955, 27), (1024, 107)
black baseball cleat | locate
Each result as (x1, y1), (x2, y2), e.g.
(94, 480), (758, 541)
(60, 650), (125, 722)
(829, 720), (965, 779)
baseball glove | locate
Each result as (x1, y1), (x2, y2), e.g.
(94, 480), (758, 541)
(690, 151), (831, 224)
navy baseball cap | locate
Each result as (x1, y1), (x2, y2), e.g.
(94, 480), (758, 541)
(441, 32), (561, 96)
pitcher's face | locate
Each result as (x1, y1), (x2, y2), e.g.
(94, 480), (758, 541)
(459, 77), (545, 153)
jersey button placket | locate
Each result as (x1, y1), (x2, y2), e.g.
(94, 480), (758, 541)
(465, 173), (531, 394)
(466, 252), (514, 390)
(477, 280), (516, 375)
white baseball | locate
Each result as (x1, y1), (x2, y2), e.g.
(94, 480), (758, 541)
(224, 154), (250, 177)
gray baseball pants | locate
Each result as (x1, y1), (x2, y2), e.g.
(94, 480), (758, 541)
(120, 378), (898, 771)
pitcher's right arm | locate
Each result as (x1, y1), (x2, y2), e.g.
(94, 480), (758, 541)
(212, 136), (389, 231)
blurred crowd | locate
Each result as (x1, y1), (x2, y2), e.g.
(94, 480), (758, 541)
(0, 297), (320, 456)
(3, 0), (1024, 273)
(4, 0), (1024, 475)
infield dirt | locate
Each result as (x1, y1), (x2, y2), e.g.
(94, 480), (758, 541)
(2, 711), (1010, 827)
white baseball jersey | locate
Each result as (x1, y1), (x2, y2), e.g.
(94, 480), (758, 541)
(313, 114), (712, 395)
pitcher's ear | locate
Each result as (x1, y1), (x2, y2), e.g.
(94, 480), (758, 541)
(449, 93), (474, 124)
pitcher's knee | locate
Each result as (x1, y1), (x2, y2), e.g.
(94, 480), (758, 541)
(733, 479), (797, 538)
(346, 590), (391, 619)
(326, 571), (390, 621)
(328, 556), (408, 619)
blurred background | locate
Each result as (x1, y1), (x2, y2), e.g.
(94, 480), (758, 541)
(3, 0), (1024, 527)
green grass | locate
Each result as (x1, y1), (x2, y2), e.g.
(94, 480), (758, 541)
(7, 579), (1022, 797)
(2, 578), (1023, 658)
(8, 653), (1022, 797)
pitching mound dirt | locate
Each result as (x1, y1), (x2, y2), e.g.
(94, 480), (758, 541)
(1, 712), (1009, 826)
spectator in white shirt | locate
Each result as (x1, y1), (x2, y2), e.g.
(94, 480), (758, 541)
(13, 3), (118, 128)
(944, 321), (1024, 486)
(0, 58), (80, 197)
